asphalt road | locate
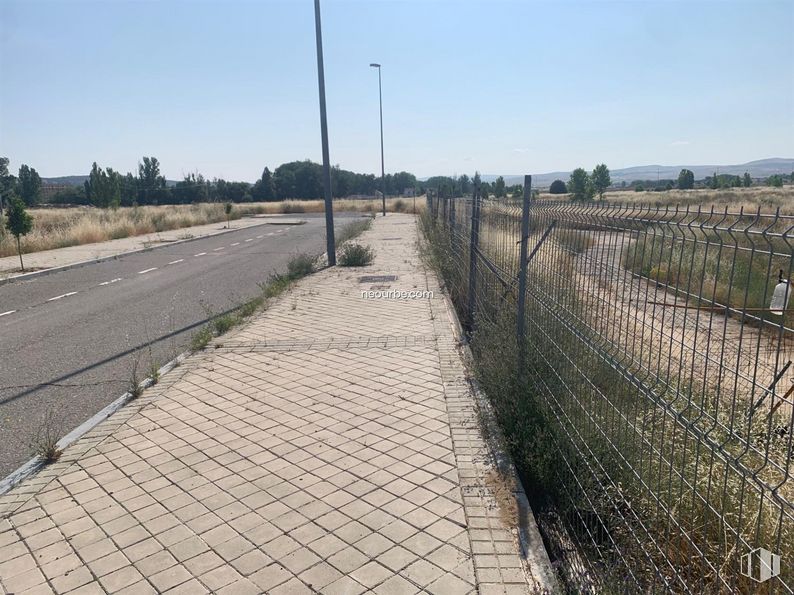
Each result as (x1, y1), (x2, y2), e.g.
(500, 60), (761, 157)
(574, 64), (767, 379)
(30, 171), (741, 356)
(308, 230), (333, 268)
(0, 214), (357, 477)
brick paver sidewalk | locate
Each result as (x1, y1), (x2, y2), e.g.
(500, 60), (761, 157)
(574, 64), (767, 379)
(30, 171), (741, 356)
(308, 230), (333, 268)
(0, 214), (556, 594)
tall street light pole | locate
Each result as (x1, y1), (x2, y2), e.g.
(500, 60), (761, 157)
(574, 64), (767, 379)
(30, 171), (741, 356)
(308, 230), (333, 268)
(314, 0), (336, 265)
(369, 63), (386, 216)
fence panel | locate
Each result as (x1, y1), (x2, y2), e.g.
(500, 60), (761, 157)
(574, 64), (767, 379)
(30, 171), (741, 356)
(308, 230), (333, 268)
(425, 196), (793, 593)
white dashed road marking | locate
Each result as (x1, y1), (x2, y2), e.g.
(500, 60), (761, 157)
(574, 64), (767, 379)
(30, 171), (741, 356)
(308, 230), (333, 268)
(231, 242), (240, 246)
(0, 310), (15, 317)
(48, 292), (78, 302)
(99, 278), (122, 286)
(267, 232), (275, 236)
(194, 252), (207, 257)
(167, 259), (184, 265)
(138, 267), (158, 275)
(245, 238), (253, 242)
(213, 247), (224, 251)
(256, 235), (263, 239)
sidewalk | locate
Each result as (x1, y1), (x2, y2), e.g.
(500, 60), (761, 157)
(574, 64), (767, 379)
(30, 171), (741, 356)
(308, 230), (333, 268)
(0, 214), (556, 594)
(0, 216), (287, 280)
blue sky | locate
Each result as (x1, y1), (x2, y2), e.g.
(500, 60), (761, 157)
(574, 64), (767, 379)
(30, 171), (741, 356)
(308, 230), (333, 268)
(1, 0), (792, 181)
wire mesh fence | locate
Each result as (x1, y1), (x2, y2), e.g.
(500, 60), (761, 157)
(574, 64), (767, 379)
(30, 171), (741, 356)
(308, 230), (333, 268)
(424, 189), (793, 593)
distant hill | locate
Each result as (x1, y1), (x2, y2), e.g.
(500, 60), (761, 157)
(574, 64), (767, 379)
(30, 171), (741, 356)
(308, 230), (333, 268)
(42, 175), (90, 186)
(487, 158), (794, 188)
(42, 175), (179, 187)
(43, 158), (793, 190)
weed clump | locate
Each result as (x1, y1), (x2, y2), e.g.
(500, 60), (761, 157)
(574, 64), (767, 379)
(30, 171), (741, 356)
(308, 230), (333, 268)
(338, 243), (375, 267)
(287, 253), (314, 279)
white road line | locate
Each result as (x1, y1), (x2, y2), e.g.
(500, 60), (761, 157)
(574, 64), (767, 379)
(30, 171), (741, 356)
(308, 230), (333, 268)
(213, 247), (224, 251)
(267, 232), (275, 236)
(99, 278), (122, 286)
(230, 242), (240, 246)
(138, 267), (158, 275)
(256, 235), (263, 239)
(48, 291), (78, 302)
(245, 238), (253, 242)
(167, 259), (184, 265)
(194, 252), (207, 257)
(0, 310), (16, 317)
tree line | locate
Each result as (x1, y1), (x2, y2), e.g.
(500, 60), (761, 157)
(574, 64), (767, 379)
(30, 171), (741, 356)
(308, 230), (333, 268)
(0, 156), (420, 209)
(545, 166), (793, 197)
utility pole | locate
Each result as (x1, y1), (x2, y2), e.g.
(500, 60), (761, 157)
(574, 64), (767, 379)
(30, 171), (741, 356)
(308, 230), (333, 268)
(314, 0), (336, 265)
(370, 63), (386, 216)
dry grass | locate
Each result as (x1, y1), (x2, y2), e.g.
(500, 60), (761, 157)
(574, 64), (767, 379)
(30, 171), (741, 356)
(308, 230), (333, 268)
(538, 186), (794, 214)
(0, 197), (424, 258)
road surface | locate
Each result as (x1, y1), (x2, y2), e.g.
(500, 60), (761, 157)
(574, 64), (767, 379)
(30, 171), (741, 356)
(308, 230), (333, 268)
(0, 214), (357, 477)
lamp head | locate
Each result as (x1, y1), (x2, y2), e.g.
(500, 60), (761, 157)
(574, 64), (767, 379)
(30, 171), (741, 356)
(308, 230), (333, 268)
(370, 63), (380, 68)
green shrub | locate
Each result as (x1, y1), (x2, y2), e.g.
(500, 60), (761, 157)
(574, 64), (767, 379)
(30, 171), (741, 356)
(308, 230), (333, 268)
(212, 313), (236, 336)
(338, 243), (375, 267)
(190, 326), (213, 351)
(287, 253), (314, 279)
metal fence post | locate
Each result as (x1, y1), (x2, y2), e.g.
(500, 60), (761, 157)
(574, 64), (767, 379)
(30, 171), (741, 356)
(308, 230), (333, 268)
(516, 175), (532, 370)
(466, 185), (482, 335)
(449, 196), (456, 240)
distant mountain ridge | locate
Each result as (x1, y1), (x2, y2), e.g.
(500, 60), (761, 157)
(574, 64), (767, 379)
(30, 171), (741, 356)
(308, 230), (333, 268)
(42, 175), (179, 187)
(484, 158), (794, 188)
(42, 158), (793, 189)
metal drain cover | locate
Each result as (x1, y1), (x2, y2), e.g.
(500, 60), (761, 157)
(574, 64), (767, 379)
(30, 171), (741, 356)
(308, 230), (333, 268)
(359, 275), (398, 283)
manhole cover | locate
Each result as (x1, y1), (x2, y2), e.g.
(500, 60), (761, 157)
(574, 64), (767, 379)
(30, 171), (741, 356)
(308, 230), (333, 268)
(359, 275), (398, 283)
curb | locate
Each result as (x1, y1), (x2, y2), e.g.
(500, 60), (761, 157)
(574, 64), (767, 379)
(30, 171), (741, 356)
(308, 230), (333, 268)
(0, 218), (275, 287)
(0, 351), (190, 496)
(434, 270), (561, 593)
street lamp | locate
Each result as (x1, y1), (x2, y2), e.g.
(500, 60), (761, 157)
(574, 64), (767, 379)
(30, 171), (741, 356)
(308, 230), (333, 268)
(314, 0), (336, 265)
(370, 63), (386, 216)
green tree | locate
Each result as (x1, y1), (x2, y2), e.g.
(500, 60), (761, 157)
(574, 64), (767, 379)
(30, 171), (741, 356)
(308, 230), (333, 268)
(17, 164), (41, 206)
(677, 169), (695, 190)
(224, 202), (233, 227)
(743, 172), (752, 187)
(84, 162), (121, 208)
(493, 176), (506, 198)
(137, 157), (167, 204)
(252, 167), (276, 201)
(568, 168), (593, 201)
(458, 174), (471, 195)
(768, 174), (784, 187)
(549, 179), (567, 194)
(591, 164), (611, 200)
(5, 196), (33, 271)
(709, 171), (719, 189)
(0, 157), (13, 217)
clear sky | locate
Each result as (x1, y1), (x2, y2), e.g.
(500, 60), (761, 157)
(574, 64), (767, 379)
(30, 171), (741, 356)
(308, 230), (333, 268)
(1, 0), (792, 182)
